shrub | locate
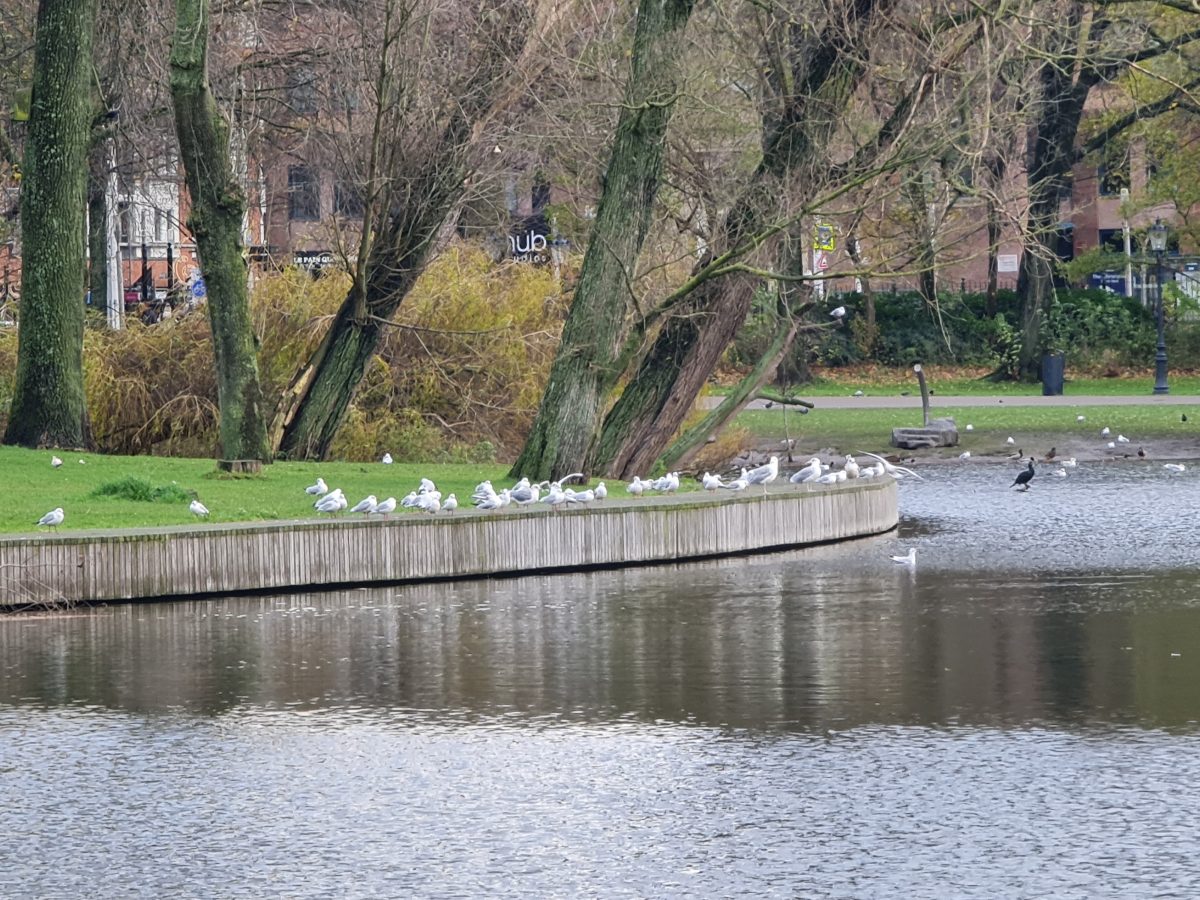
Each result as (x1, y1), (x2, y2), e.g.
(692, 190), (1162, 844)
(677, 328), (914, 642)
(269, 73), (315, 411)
(91, 476), (191, 503)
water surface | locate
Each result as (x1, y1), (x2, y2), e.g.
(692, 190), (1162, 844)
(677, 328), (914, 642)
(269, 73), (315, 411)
(2, 461), (1199, 897)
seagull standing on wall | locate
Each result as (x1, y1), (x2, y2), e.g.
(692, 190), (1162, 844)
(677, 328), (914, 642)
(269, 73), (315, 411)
(744, 456), (779, 492)
(790, 457), (823, 484)
(37, 508), (64, 530)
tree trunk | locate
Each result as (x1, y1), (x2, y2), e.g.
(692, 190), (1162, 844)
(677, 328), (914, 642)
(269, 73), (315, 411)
(4, 0), (96, 449)
(657, 293), (806, 473)
(594, 0), (891, 478)
(86, 136), (107, 315)
(170, 0), (270, 462)
(508, 0), (696, 481)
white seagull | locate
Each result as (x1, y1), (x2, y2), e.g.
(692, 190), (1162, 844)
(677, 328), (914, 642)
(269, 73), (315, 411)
(594, 482), (608, 500)
(890, 548), (917, 567)
(1164, 463), (1187, 472)
(744, 456), (780, 491)
(830, 306), (846, 318)
(1106, 441), (1116, 449)
(1005, 436), (1015, 445)
(1076, 415), (1086, 422)
(1117, 434), (1130, 443)
(627, 476), (646, 497)
(790, 457), (823, 484)
(1062, 457), (1077, 468)
(381, 452), (393, 464)
(965, 424), (974, 432)
(37, 507), (64, 530)
(349, 495), (378, 515)
(843, 455), (860, 478)
(443, 493), (458, 513)
(51, 456), (62, 468)
(858, 451), (924, 480)
(959, 451), (971, 460)
(1100, 427), (1111, 437)
(305, 477), (328, 496)
(189, 499), (209, 518)
(702, 472), (725, 491)
(373, 497), (397, 517)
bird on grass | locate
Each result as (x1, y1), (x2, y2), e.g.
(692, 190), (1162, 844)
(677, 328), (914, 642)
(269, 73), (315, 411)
(1183, 413), (1189, 423)
(890, 548), (916, 567)
(1101, 427), (1111, 437)
(1011, 459), (1035, 491)
(305, 477), (328, 496)
(51, 456), (62, 468)
(381, 452), (393, 464)
(37, 508), (64, 531)
(1076, 415), (1086, 423)
(189, 499), (209, 518)
(965, 424), (974, 432)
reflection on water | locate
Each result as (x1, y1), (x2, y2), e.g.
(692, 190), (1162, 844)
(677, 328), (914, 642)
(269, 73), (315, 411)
(2, 461), (1200, 896)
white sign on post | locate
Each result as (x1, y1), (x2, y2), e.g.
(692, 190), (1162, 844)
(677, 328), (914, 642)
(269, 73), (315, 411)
(997, 254), (1019, 273)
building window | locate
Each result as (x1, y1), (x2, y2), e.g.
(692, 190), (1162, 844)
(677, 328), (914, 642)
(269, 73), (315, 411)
(286, 68), (317, 115)
(334, 180), (364, 218)
(288, 166), (320, 221)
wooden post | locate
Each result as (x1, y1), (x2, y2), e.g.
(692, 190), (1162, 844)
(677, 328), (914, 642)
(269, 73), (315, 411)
(914, 363), (930, 426)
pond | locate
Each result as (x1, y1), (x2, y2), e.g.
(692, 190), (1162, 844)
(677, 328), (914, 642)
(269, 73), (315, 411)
(2, 460), (1199, 897)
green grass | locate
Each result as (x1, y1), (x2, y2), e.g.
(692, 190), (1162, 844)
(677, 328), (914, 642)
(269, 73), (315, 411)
(736, 403), (1198, 455)
(3, 449), (526, 535)
(742, 372), (1200, 398)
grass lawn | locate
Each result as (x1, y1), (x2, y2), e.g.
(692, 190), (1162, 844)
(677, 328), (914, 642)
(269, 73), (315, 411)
(2, 448), (537, 535)
(738, 367), (1200, 398)
(735, 403), (1198, 455)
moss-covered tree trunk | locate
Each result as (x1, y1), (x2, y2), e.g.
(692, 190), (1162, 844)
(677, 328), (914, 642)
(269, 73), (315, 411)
(170, 0), (269, 461)
(508, 0), (696, 482)
(5, 0), (96, 449)
(593, 0), (890, 478)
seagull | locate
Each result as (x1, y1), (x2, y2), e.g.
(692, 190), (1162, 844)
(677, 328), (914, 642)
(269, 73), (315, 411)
(443, 493), (458, 513)
(843, 455), (860, 478)
(305, 477), (328, 496)
(858, 451), (924, 480)
(400, 491), (420, 508)
(1053, 468), (1067, 477)
(627, 476), (646, 497)
(418, 477), (437, 494)
(510, 481), (540, 506)
(722, 474), (750, 491)
(1062, 457), (1077, 468)
(1164, 463), (1187, 472)
(51, 456), (62, 468)
(890, 548), (916, 566)
(702, 472), (724, 491)
(790, 457), (823, 484)
(1117, 434), (1130, 443)
(594, 482), (607, 500)
(1100, 427), (1111, 437)
(189, 499), (209, 518)
(315, 490), (346, 514)
(1011, 459), (1035, 491)
(1076, 415), (1086, 422)
(1005, 436), (1015, 445)
(1106, 441), (1116, 450)
(830, 306), (846, 318)
(381, 452), (393, 464)
(744, 456), (779, 491)
(959, 451), (971, 460)
(37, 507), (64, 530)
(373, 497), (397, 517)
(853, 389), (864, 397)
(965, 424), (974, 432)
(349, 495), (378, 515)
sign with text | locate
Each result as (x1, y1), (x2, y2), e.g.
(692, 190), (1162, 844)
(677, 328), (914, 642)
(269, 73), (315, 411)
(813, 223), (836, 252)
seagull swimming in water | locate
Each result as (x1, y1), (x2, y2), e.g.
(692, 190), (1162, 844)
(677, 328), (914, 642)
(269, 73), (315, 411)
(890, 548), (916, 566)
(1164, 463), (1187, 472)
(37, 507), (64, 530)
(189, 499), (209, 518)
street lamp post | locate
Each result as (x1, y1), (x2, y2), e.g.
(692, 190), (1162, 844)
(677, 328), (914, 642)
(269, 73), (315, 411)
(1149, 219), (1169, 395)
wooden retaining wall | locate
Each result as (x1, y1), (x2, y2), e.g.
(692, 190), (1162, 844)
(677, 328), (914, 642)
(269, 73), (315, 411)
(0, 479), (897, 607)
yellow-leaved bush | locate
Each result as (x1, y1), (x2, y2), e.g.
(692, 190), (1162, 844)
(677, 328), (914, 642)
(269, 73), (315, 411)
(0, 242), (569, 461)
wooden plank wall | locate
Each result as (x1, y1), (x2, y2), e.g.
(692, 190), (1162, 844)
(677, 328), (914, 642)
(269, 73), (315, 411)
(0, 480), (897, 607)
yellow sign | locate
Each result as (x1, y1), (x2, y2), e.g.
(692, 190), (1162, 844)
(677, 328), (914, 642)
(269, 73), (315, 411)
(813, 223), (836, 252)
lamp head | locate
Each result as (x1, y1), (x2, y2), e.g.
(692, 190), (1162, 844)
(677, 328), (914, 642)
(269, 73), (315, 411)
(1149, 218), (1168, 253)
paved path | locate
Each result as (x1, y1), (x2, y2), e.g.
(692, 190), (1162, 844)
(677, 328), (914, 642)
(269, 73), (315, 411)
(723, 394), (1200, 410)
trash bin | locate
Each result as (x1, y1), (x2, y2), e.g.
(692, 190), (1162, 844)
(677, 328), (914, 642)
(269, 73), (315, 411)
(1041, 352), (1065, 396)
